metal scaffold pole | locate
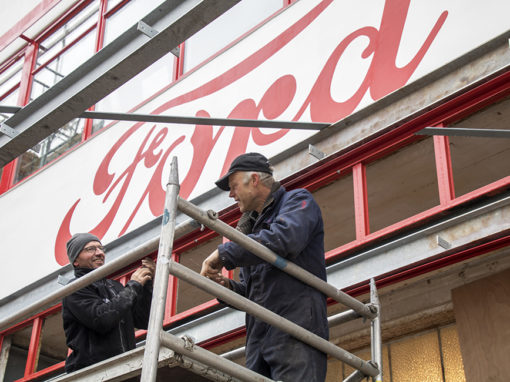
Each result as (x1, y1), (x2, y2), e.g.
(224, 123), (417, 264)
(159, 332), (274, 382)
(370, 278), (382, 382)
(168, 260), (380, 377)
(140, 157), (180, 382)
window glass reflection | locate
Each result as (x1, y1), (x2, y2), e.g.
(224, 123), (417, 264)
(103, 0), (165, 46)
(0, 92), (18, 123)
(183, 0), (281, 72)
(32, 31), (96, 101)
(0, 58), (23, 104)
(32, 2), (99, 100)
(15, 119), (85, 183)
(95, 52), (174, 117)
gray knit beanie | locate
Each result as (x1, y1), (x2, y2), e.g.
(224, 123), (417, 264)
(66, 233), (102, 266)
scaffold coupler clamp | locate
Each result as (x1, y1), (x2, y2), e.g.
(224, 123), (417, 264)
(182, 334), (196, 351)
(207, 209), (218, 220)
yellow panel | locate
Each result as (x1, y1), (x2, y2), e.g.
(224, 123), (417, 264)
(440, 325), (466, 382)
(390, 331), (443, 382)
(326, 358), (342, 382)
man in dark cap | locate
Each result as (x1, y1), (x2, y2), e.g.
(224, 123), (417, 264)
(201, 152), (328, 381)
(62, 233), (155, 372)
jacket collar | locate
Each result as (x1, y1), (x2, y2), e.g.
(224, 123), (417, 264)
(260, 181), (283, 213)
(250, 181), (283, 220)
(74, 267), (100, 279)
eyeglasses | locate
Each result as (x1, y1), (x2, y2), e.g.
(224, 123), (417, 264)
(82, 245), (106, 254)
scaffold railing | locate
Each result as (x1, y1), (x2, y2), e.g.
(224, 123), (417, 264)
(140, 156), (383, 382)
(0, 156), (383, 382)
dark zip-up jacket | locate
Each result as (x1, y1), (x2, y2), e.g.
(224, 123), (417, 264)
(218, 185), (329, 356)
(62, 267), (152, 373)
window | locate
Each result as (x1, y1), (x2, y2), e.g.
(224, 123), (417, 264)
(0, 57), (22, 105)
(183, 0), (281, 72)
(366, 138), (439, 233)
(449, 95), (510, 197)
(3, 325), (32, 381)
(176, 237), (223, 314)
(313, 172), (356, 251)
(31, 2), (99, 100)
(15, 119), (86, 183)
(95, 52), (175, 117)
(103, 0), (165, 46)
(36, 313), (67, 374)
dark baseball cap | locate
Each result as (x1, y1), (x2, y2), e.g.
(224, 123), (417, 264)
(215, 152), (273, 191)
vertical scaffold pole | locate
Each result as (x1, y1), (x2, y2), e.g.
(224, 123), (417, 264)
(370, 278), (382, 382)
(140, 157), (180, 382)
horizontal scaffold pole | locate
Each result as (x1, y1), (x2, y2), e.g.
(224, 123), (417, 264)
(160, 331), (275, 382)
(177, 197), (377, 320)
(168, 260), (380, 377)
(0, 106), (328, 131)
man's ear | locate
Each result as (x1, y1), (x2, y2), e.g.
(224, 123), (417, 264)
(73, 260), (79, 267)
(251, 172), (259, 186)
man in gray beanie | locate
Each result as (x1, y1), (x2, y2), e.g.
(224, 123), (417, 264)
(62, 233), (155, 373)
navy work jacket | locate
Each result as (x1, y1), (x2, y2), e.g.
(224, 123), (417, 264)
(218, 186), (329, 352)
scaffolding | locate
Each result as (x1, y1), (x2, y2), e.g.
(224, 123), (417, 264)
(0, 154), (384, 381)
(137, 156), (382, 382)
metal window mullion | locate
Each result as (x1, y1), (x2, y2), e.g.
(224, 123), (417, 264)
(24, 317), (43, 377)
(164, 252), (180, 322)
(353, 163), (370, 239)
(433, 123), (455, 205)
(173, 42), (185, 80)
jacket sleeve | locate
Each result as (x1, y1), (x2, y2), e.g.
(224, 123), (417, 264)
(217, 267), (247, 308)
(132, 281), (153, 329)
(227, 267), (247, 297)
(219, 190), (322, 269)
(63, 281), (142, 334)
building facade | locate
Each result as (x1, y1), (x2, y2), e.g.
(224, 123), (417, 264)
(0, 0), (509, 381)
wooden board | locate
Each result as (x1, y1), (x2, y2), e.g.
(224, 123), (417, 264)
(452, 267), (510, 382)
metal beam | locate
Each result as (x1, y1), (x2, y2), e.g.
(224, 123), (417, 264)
(0, 106), (329, 130)
(0, 0), (241, 167)
(417, 127), (510, 138)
